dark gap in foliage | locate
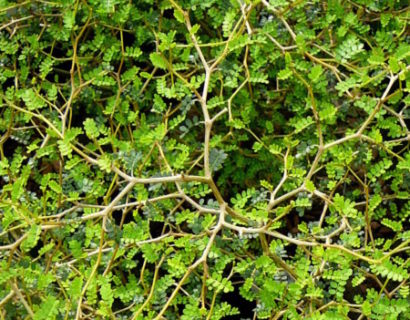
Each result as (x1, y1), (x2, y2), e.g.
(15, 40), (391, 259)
(401, 212), (410, 233)
(347, 311), (361, 320)
(378, 129), (394, 144)
(1, 77), (15, 91)
(391, 140), (408, 156)
(370, 220), (396, 240)
(28, 238), (44, 258)
(104, 182), (122, 206)
(121, 30), (136, 48)
(70, 103), (90, 128)
(0, 176), (6, 189)
(361, 40), (372, 53)
(221, 283), (255, 319)
(112, 209), (134, 226)
(25, 176), (42, 198)
(340, 180), (362, 198)
(161, 9), (175, 20)
(368, 21), (383, 35)
(344, 276), (370, 304)
(277, 109), (296, 135)
(40, 158), (61, 174)
(387, 76), (401, 93)
(284, 243), (297, 258)
(98, 142), (115, 156)
(2, 138), (20, 158)
(124, 253), (145, 280)
(50, 59), (72, 84)
(222, 261), (234, 279)
(279, 210), (299, 235)
(81, 25), (94, 43)
(112, 298), (127, 313)
(302, 199), (323, 223)
(162, 97), (181, 113)
(139, 40), (156, 56)
(239, 138), (257, 154)
(149, 220), (165, 238)
(45, 68), (70, 84)
(49, 44), (69, 60)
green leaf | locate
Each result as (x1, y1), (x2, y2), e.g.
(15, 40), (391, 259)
(57, 139), (72, 156)
(49, 180), (62, 194)
(397, 153), (410, 171)
(150, 52), (168, 70)
(368, 158), (392, 182)
(381, 218), (402, 232)
(174, 9), (185, 23)
(371, 260), (409, 282)
(305, 180), (315, 193)
(389, 57), (400, 73)
(34, 296), (59, 320)
(395, 43), (410, 61)
(362, 300), (371, 317)
(268, 143), (282, 155)
(20, 89), (45, 110)
(209, 149), (227, 172)
(332, 194), (358, 218)
(21, 225), (41, 252)
(368, 48), (385, 65)
(39, 57), (54, 80)
(84, 118), (100, 139)
(277, 68), (293, 80)
(308, 65), (323, 83)
(336, 36), (364, 62)
(207, 273), (234, 293)
(97, 154), (112, 173)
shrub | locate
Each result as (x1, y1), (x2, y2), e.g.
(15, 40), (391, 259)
(0, 0), (409, 319)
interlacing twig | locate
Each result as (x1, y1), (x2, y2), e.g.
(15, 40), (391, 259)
(1, 1), (409, 319)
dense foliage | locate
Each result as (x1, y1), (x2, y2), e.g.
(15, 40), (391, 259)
(0, 0), (409, 319)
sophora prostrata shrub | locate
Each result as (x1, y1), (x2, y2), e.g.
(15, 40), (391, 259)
(0, 0), (409, 319)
